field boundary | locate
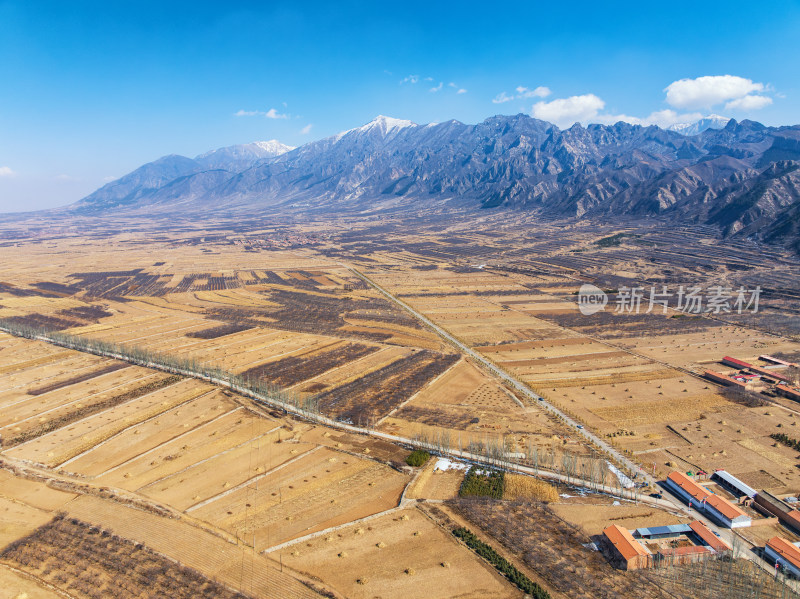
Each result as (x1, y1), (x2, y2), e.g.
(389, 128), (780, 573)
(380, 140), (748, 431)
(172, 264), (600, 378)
(0, 320), (663, 503)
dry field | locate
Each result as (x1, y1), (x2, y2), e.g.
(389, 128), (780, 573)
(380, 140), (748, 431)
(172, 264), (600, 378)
(352, 249), (800, 493)
(0, 566), (64, 599)
(0, 330), (518, 597)
(550, 501), (686, 536)
(2, 216), (800, 596)
(1, 515), (252, 599)
(269, 506), (521, 599)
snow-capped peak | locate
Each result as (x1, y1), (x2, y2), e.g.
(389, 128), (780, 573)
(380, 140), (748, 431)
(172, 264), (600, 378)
(251, 140), (295, 155)
(668, 115), (731, 136)
(195, 140), (294, 169)
(363, 115), (415, 131)
(329, 115), (417, 143)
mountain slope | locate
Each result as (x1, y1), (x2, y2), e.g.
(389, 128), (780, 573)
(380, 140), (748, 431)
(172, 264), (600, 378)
(76, 140), (293, 214)
(195, 140), (294, 170)
(70, 115), (800, 251)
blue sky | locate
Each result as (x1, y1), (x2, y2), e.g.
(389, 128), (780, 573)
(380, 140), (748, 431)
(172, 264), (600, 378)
(1, 0), (799, 211)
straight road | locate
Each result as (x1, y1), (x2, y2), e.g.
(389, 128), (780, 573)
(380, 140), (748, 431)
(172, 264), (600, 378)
(346, 265), (800, 582)
(346, 266), (657, 487)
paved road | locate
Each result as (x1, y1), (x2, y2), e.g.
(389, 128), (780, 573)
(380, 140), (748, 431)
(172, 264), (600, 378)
(4, 307), (787, 581)
(347, 266), (658, 487)
(347, 265), (800, 582)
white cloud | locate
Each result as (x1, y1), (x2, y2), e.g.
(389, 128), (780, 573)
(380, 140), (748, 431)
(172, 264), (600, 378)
(0, 166), (15, 177)
(664, 75), (765, 109)
(516, 85), (551, 98)
(529, 94), (708, 129)
(494, 85), (550, 104)
(234, 108), (289, 119)
(448, 82), (467, 94)
(532, 94), (605, 127)
(725, 94), (772, 111)
(265, 108), (288, 119)
(404, 75), (463, 94)
(492, 91), (514, 104)
(300, 123), (313, 135)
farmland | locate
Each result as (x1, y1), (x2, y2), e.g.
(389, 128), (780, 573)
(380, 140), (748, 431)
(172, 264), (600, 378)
(269, 507), (521, 599)
(1, 211), (800, 595)
(0, 328), (524, 596)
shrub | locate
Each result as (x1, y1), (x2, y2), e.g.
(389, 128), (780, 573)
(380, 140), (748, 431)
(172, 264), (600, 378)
(459, 466), (504, 498)
(405, 449), (431, 467)
(771, 433), (800, 451)
(452, 527), (550, 598)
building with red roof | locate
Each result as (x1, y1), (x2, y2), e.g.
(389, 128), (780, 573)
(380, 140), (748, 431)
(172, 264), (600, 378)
(602, 525), (650, 570)
(765, 537), (800, 578)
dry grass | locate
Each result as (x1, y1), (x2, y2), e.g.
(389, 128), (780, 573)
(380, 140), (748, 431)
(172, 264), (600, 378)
(503, 474), (559, 502)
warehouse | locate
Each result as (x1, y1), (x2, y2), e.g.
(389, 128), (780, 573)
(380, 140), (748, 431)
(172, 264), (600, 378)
(665, 471), (711, 506)
(765, 537), (800, 578)
(754, 491), (800, 533)
(760, 355), (798, 368)
(777, 385), (800, 403)
(689, 521), (731, 554)
(711, 470), (757, 499)
(704, 370), (747, 388)
(749, 365), (792, 382)
(704, 494), (751, 528)
(722, 356), (751, 369)
(635, 521), (731, 554)
(634, 524), (692, 540)
(664, 471), (751, 528)
(601, 525), (650, 570)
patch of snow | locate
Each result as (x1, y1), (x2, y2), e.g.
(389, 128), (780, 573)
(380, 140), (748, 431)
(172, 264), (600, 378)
(434, 458), (468, 472)
(607, 462), (635, 489)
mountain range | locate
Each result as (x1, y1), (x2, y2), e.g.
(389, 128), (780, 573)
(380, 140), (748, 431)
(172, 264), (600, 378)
(71, 114), (800, 252)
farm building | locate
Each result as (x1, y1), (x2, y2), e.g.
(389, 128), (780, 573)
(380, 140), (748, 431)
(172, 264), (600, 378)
(760, 355), (798, 368)
(711, 470), (758, 499)
(703, 370), (747, 388)
(754, 491), (800, 533)
(601, 525), (650, 570)
(665, 471), (712, 506)
(664, 471), (751, 528)
(777, 385), (800, 403)
(765, 537), (800, 578)
(604, 521), (730, 570)
(634, 524), (692, 540)
(656, 545), (711, 565)
(749, 365), (792, 382)
(635, 521), (730, 554)
(722, 356), (751, 369)
(704, 494), (751, 528)
(688, 520), (731, 554)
